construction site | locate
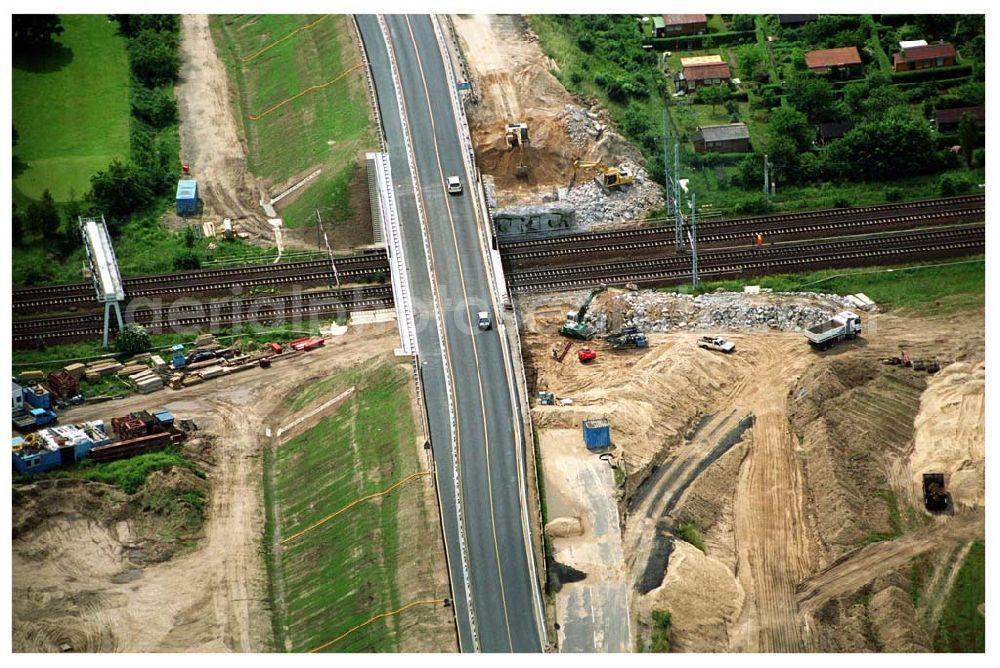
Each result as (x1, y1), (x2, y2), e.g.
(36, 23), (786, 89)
(10, 12), (987, 656)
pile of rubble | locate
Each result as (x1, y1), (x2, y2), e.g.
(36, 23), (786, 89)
(564, 104), (606, 147)
(587, 290), (861, 334)
(563, 159), (663, 229)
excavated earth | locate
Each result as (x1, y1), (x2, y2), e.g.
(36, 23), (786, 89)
(519, 290), (984, 652)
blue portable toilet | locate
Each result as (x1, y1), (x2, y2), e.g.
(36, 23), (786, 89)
(176, 179), (199, 216)
(582, 418), (612, 451)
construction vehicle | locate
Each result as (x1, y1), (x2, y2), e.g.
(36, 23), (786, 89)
(804, 311), (862, 350)
(560, 286), (607, 339)
(604, 326), (648, 349)
(504, 123), (529, 178)
(577, 348), (598, 363)
(570, 159), (634, 191)
(922, 473), (950, 512)
(698, 336), (735, 353)
(538, 390), (555, 405)
(12, 407), (58, 432)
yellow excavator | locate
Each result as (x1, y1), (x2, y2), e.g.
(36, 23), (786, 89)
(570, 159), (634, 191)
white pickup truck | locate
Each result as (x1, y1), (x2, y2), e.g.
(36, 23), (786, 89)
(804, 311), (862, 350)
(698, 336), (736, 353)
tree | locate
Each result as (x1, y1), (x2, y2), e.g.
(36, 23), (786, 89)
(958, 113), (980, 169)
(89, 159), (154, 219)
(766, 136), (801, 183)
(110, 15), (178, 37)
(825, 109), (937, 180)
(767, 106), (813, 153)
(115, 323), (151, 355)
(735, 44), (769, 82)
(13, 205), (25, 246)
(734, 152), (766, 190)
(26, 190), (61, 238)
(786, 74), (840, 124)
(57, 193), (83, 257)
(173, 249), (201, 270)
(128, 29), (180, 87)
(697, 84), (729, 113)
(731, 15), (755, 32)
(12, 15), (64, 51)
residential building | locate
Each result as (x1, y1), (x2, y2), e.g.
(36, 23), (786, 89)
(778, 15), (819, 27)
(804, 46), (863, 75)
(893, 42), (957, 72)
(681, 61), (731, 91)
(816, 121), (855, 144)
(661, 14), (708, 36)
(693, 123), (751, 153)
(935, 106), (986, 133)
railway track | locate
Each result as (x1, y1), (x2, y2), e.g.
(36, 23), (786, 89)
(507, 225), (984, 293)
(13, 251), (390, 312)
(13, 285), (395, 347)
(498, 195), (984, 264)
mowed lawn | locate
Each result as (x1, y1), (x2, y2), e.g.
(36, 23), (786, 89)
(268, 359), (422, 652)
(13, 15), (131, 203)
(212, 15), (375, 229)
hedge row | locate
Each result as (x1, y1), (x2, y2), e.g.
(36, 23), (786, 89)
(648, 29), (756, 51)
(891, 63), (973, 83)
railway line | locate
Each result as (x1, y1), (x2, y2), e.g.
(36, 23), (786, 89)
(498, 195), (984, 266)
(507, 224), (984, 293)
(13, 285), (394, 347)
(13, 251), (390, 312)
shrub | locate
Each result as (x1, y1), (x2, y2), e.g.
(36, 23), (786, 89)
(939, 174), (972, 197)
(833, 197), (851, 208)
(115, 323), (151, 355)
(577, 33), (595, 53)
(131, 85), (178, 129)
(128, 28), (180, 87)
(885, 187), (904, 202)
(677, 521), (705, 551)
(734, 194), (773, 215)
(569, 71), (583, 86)
(173, 249), (202, 270)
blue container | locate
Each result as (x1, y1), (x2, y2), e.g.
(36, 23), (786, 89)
(582, 418), (612, 450)
(176, 179), (199, 216)
(23, 386), (51, 410)
(152, 409), (175, 428)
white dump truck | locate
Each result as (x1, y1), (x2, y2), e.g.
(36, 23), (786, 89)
(804, 311), (862, 350)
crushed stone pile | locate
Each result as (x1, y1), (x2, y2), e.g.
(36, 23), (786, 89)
(586, 290), (857, 334)
(564, 104), (606, 147)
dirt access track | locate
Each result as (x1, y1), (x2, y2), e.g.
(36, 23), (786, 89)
(12, 323), (404, 652)
(175, 15), (272, 240)
(519, 291), (984, 652)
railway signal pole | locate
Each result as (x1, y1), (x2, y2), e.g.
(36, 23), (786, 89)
(691, 193), (699, 289)
(662, 110), (684, 253)
(763, 154), (770, 201)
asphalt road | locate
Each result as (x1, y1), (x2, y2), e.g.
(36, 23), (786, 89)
(357, 15), (543, 652)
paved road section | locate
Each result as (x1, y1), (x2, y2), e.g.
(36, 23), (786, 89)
(360, 15), (544, 652)
(356, 16), (475, 650)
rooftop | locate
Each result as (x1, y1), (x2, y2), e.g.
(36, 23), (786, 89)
(897, 42), (957, 62)
(662, 14), (707, 26)
(684, 62), (731, 80)
(698, 123), (750, 142)
(778, 14), (819, 25)
(176, 179), (198, 199)
(680, 54), (723, 67)
(13, 421), (109, 457)
(804, 46), (862, 69)
(935, 106), (986, 125)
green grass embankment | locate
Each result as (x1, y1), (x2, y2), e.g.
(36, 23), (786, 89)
(211, 15), (376, 229)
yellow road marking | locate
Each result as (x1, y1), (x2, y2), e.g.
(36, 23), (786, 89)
(242, 15), (329, 63)
(280, 470), (430, 545)
(249, 64), (362, 120)
(308, 598), (446, 652)
(402, 15), (515, 650)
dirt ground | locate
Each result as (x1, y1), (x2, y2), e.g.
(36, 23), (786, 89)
(452, 15), (650, 213)
(519, 291), (985, 652)
(11, 321), (443, 653)
(175, 15), (272, 241)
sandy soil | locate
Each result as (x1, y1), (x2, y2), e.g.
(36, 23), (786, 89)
(175, 16), (272, 240)
(452, 15), (648, 211)
(12, 322), (414, 652)
(518, 291), (985, 652)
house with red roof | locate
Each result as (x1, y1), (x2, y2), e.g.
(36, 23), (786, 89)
(893, 42), (957, 72)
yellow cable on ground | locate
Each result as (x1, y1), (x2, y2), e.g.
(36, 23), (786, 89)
(280, 470), (431, 545)
(242, 15), (329, 63)
(249, 63), (363, 120)
(308, 598), (446, 653)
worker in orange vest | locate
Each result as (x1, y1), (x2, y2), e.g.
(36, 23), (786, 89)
(756, 232), (764, 248)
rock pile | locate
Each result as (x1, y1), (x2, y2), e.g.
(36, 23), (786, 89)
(564, 104), (606, 147)
(587, 290), (857, 334)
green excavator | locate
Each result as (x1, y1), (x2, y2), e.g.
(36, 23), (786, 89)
(560, 286), (607, 339)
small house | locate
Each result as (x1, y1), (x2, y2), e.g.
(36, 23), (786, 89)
(651, 16), (666, 38)
(816, 121), (855, 144)
(661, 14), (708, 36)
(681, 61), (732, 91)
(892, 42), (957, 72)
(778, 15), (819, 27)
(693, 123), (751, 153)
(804, 46), (863, 75)
(176, 179), (199, 216)
(934, 106), (986, 133)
